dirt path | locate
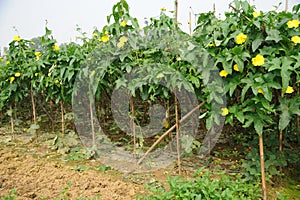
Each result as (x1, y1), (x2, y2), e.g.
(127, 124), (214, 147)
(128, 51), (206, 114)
(0, 136), (147, 199)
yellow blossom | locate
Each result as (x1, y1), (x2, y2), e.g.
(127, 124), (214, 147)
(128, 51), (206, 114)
(233, 64), (239, 72)
(221, 108), (229, 116)
(6, 61), (10, 65)
(252, 54), (265, 66)
(219, 70), (229, 77)
(34, 52), (41, 57)
(13, 36), (21, 42)
(9, 77), (15, 83)
(258, 88), (264, 94)
(101, 35), (110, 42)
(291, 36), (300, 44)
(156, 73), (165, 79)
(161, 7), (166, 11)
(55, 79), (59, 84)
(287, 19), (300, 28)
(105, 31), (109, 35)
(0, 57), (3, 62)
(93, 33), (98, 37)
(208, 43), (215, 47)
(117, 41), (125, 48)
(119, 36), (128, 43)
(15, 72), (21, 77)
(252, 12), (260, 18)
(285, 86), (294, 94)
(48, 72), (52, 77)
(35, 73), (39, 77)
(236, 33), (247, 44)
(52, 44), (60, 51)
(120, 21), (127, 27)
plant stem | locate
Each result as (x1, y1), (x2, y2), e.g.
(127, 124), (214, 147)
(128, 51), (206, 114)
(175, 95), (181, 174)
(259, 134), (267, 200)
(137, 102), (205, 165)
(89, 85), (95, 148)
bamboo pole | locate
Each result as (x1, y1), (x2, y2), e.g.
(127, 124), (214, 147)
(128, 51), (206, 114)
(60, 100), (65, 135)
(137, 102), (205, 165)
(10, 105), (14, 139)
(285, 0), (288, 12)
(130, 97), (136, 155)
(174, 0), (178, 29)
(88, 85), (95, 148)
(259, 134), (267, 200)
(30, 86), (37, 138)
(189, 11), (192, 35)
(175, 96), (181, 174)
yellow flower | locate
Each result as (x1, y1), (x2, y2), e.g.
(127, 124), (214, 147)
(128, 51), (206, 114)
(15, 72), (21, 77)
(117, 41), (125, 48)
(34, 52), (41, 57)
(93, 33), (98, 37)
(287, 19), (300, 28)
(161, 7), (166, 11)
(6, 61), (10, 65)
(52, 44), (60, 51)
(233, 64), (239, 72)
(9, 77), (15, 83)
(252, 12), (260, 18)
(219, 70), (229, 77)
(120, 21), (127, 27)
(258, 88), (264, 94)
(236, 33), (247, 44)
(48, 72), (52, 77)
(55, 79), (59, 84)
(208, 43), (215, 47)
(119, 36), (128, 43)
(156, 73), (165, 79)
(285, 86), (294, 94)
(101, 35), (110, 42)
(291, 36), (300, 44)
(221, 108), (229, 116)
(13, 36), (21, 42)
(35, 73), (39, 77)
(105, 31), (109, 35)
(252, 54), (265, 66)
(0, 57), (3, 62)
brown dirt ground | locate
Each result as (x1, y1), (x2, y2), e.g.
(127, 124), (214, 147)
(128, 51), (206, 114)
(0, 135), (152, 200)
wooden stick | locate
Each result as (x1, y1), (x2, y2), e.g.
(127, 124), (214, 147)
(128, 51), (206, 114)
(175, 96), (181, 174)
(30, 86), (37, 138)
(229, 4), (251, 22)
(189, 11), (192, 35)
(259, 134), (267, 200)
(130, 97), (136, 155)
(10, 105), (14, 139)
(60, 100), (65, 135)
(137, 101), (205, 165)
(175, 0), (178, 30)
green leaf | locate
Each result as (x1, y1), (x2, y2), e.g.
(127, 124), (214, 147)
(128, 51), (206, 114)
(252, 38), (263, 52)
(281, 57), (293, 92)
(265, 29), (282, 43)
(253, 117), (263, 135)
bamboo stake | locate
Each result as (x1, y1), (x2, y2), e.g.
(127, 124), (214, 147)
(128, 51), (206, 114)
(137, 101), (205, 165)
(259, 134), (267, 200)
(10, 105), (14, 139)
(285, 0), (288, 12)
(174, 0), (178, 30)
(89, 85), (95, 148)
(279, 92), (284, 151)
(30, 86), (37, 138)
(175, 96), (181, 174)
(189, 11), (192, 35)
(130, 97), (136, 155)
(60, 100), (65, 135)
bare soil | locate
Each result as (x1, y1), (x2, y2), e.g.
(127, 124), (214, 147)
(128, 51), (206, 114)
(0, 134), (150, 199)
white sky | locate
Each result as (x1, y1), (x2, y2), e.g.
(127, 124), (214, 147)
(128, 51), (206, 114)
(0, 0), (299, 50)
